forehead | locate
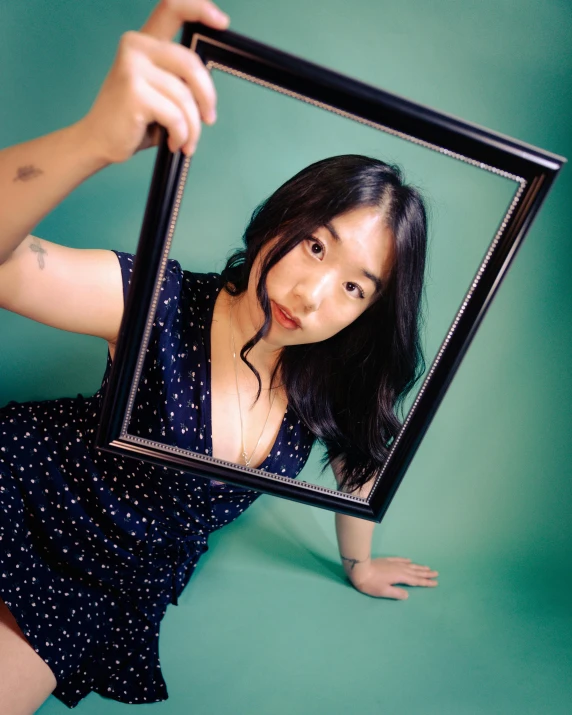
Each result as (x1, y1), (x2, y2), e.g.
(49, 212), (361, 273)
(327, 207), (395, 278)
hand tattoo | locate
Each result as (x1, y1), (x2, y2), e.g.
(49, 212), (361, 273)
(30, 237), (47, 269)
(13, 165), (44, 182)
(340, 554), (368, 571)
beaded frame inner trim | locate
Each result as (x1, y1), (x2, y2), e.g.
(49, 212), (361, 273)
(120, 54), (525, 503)
(97, 25), (563, 520)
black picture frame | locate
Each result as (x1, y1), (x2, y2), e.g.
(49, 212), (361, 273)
(95, 23), (565, 523)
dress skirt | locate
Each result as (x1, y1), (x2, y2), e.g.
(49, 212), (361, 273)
(0, 252), (314, 707)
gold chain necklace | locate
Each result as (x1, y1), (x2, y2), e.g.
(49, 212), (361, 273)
(229, 303), (276, 468)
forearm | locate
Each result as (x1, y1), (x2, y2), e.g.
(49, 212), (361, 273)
(335, 512), (375, 584)
(0, 121), (110, 264)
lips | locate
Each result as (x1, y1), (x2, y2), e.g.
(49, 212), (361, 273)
(272, 301), (302, 330)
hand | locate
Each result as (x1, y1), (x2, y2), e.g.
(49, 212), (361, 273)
(347, 556), (439, 600)
(77, 0), (229, 164)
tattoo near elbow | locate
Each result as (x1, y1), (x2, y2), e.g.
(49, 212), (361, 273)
(29, 237), (47, 269)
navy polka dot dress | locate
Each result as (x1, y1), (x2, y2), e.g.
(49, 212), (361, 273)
(0, 251), (315, 709)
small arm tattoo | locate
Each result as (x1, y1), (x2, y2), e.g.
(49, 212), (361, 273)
(29, 237), (47, 269)
(13, 165), (44, 182)
(340, 554), (368, 571)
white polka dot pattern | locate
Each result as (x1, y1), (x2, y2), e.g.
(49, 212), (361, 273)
(0, 251), (314, 708)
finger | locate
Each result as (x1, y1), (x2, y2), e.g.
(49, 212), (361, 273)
(144, 83), (194, 153)
(384, 586), (409, 600)
(152, 45), (217, 124)
(409, 565), (439, 576)
(142, 0), (230, 41)
(403, 576), (438, 587)
(136, 121), (163, 152)
(147, 65), (202, 152)
(385, 557), (412, 563)
(128, 33), (217, 124)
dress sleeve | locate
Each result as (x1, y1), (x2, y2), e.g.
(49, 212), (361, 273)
(110, 250), (135, 306)
(110, 250), (186, 443)
(110, 250), (184, 322)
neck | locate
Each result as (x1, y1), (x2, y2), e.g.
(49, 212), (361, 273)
(227, 289), (282, 387)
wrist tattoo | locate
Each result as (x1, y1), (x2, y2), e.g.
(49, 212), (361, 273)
(340, 554), (369, 571)
(29, 237), (47, 269)
(13, 165), (44, 182)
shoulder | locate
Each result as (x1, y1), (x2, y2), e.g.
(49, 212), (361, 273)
(110, 250), (223, 303)
(181, 269), (223, 297)
(179, 269), (224, 317)
(110, 250), (186, 299)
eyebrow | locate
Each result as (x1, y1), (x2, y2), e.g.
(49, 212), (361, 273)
(324, 222), (384, 295)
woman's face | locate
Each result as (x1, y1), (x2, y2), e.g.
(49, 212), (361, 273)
(246, 206), (395, 348)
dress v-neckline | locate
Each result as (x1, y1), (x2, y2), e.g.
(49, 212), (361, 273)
(201, 275), (288, 472)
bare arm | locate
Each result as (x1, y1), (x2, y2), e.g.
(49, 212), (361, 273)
(333, 467), (439, 599)
(335, 510), (375, 580)
(0, 0), (229, 268)
(0, 127), (124, 343)
(0, 236), (124, 343)
(0, 123), (109, 266)
(0, 0), (229, 342)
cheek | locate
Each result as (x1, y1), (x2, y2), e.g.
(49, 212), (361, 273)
(267, 250), (300, 287)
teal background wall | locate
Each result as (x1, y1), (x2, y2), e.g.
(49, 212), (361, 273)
(1, 0), (570, 713)
(166, 71), (519, 489)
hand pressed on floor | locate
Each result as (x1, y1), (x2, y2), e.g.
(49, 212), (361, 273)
(347, 556), (439, 600)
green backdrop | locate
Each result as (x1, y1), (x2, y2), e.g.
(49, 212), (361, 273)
(1, 0), (570, 713)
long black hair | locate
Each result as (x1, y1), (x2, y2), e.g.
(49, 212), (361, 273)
(221, 155), (428, 492)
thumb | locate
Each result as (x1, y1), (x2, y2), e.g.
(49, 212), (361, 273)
(385, 586), (409, 600)
(141, 0), (229, 41)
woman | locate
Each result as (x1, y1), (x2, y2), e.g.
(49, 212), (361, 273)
(0, 1), (438, 712)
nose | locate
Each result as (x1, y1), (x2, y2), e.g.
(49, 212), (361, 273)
(293, 270), (332, 313)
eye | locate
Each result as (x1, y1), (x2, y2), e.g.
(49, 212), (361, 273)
(306, 237), (324, 258)
(344, 281), (366, 299)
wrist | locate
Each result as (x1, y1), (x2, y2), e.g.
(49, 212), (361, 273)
(67, 119), (114, 173)
(340, 553), (372, 584)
